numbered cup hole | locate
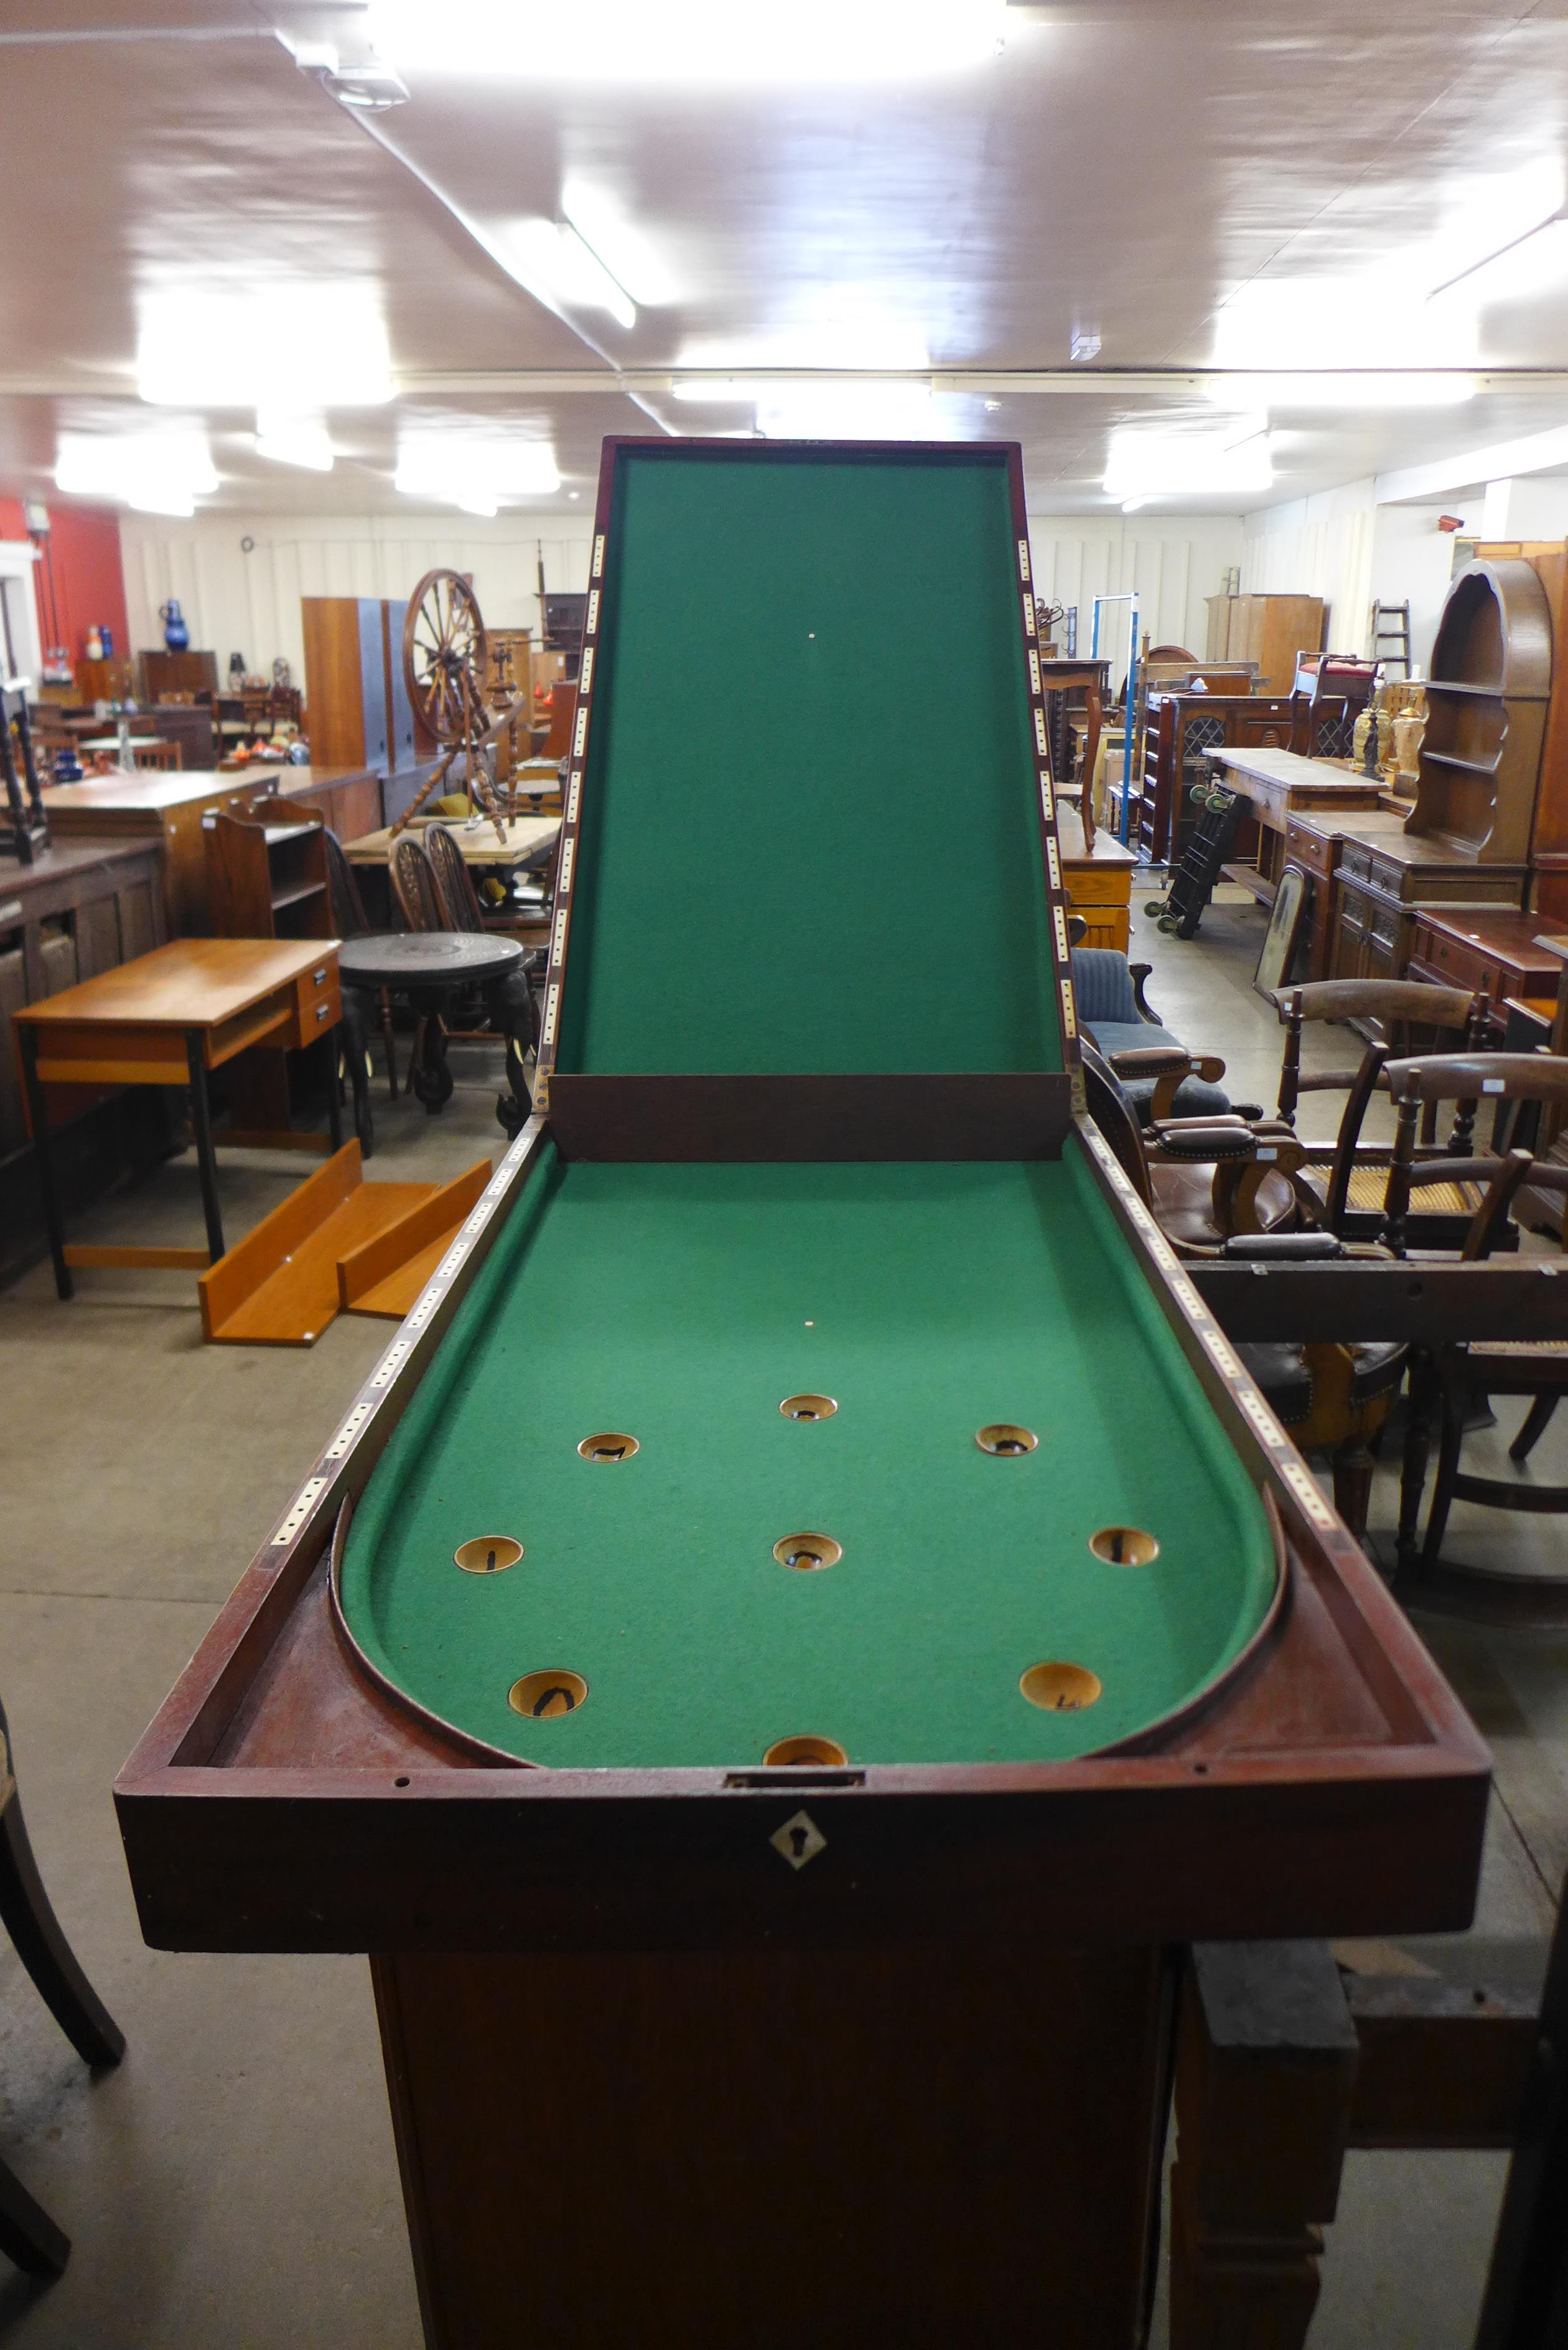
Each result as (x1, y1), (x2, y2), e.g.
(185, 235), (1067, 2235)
(780, 1394), (837, 1421)
(976, 1423), (1038, 1456)
(763, 1734), (849, 1766)
(1020, 1661), (1103, 1713)
(508, 1669), (588, 1720)
(577, 1432), (639, 1462)
(1089, 1525), (1159, 1566)
(454, 1536), (523, 1575)
(773, 1532), (842, 1571)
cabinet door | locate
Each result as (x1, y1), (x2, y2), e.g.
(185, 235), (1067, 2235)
(358, 598), (390, 777)
(1205, 597), (1232, 662)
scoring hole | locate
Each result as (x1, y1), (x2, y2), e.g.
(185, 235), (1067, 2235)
(1089, 1525), (1159, 1566)
(454, 1535), (523, 1575)
(1020, 1661), (1103, 1713)
(577, 1432), (639, 1461)
(976, 1423), (1037, 1456)
(763, 1734), (849, 1766)
(773, 1532), (842, 1571)
(780, 1393), (837, 1421)
(508, 1669), (589, 1720)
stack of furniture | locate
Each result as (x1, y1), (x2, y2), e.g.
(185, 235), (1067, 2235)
(1203, 591), (1325, 691)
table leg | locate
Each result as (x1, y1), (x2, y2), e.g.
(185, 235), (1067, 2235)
(325, 1024), (344, 1154)
(184, 1032), (225, 1265)
(409, 995), (454, 1115)
(19, 1028), (71, 1301)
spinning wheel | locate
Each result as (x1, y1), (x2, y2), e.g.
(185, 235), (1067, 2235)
(393, 569), (531, 838)
(403, 570), (488, 750)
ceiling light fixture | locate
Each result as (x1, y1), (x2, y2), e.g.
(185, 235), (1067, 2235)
(394, 437), (562, 514)
(368, 0), (1011, 82)
(1103, 423), (1274, 504)
(138, 287), (394, 408)
(55, 429), (218, 517)
(254, 410), (334, 471)
(754, 383), (940, 441)
(560, 182), (680, 306)
(1427, 208), (1568, 304)
(507, 220), (637, 330)
(1205, 370), (1475, 408)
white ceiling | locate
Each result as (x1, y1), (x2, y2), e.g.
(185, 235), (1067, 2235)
(6, 0), (1568, 517)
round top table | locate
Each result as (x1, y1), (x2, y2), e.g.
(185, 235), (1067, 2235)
(338, 932), (526, 991)
(339, 932), (534, 1132)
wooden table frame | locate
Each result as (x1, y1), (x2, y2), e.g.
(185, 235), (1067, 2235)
(14, 939), (347, 1298)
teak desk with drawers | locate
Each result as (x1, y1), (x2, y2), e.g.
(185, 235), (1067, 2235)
(14, 937), (343, 1297)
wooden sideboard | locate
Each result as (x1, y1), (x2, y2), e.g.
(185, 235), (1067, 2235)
(41, 764), (380, 934)
(1328, 835), (1525, 986)
(0, 837), (172, 1277)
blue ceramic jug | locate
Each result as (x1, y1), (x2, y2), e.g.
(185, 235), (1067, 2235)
(159, 599), (190, 653)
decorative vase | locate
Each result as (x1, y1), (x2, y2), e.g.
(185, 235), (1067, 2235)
(159, 599), (190, 653)
(100, 625), (114, 658)
(84, 625), (103, 662)
(52, 747), (84, 783)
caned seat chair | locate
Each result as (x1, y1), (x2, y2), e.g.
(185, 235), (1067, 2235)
(1081, 1041), (1402, 1536)
(1381, 1053), (1568, 1602)
(1271, 979), (1495, 1245)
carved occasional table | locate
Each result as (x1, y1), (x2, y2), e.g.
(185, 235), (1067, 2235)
(337, 932), (534, 1134)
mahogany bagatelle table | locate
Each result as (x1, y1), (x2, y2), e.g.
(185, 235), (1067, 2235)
(114, 439), (1488, 2350)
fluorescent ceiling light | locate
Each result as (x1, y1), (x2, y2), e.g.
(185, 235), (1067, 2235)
(55, 429), (218, 517)
(369, 0), (1010, 80)
(1205, 371), (1475, 410)
(506, 220), (636, 330)
(394, 437), (562, 513)
(254, 410), (334, 471)
(1428, 211), (1568, 305)
(754, 383), (940, 440)
(561, 181), (680, 306)
(138, 286), (393, 407)
(1103, 424), (1274, 503)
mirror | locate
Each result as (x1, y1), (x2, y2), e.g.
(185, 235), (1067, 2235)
(1253, 863), (1308, 1000)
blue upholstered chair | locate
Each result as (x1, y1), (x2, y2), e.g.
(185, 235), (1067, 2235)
(1070, 948), (1238, 1123)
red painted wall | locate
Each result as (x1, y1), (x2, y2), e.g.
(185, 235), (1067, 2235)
(0, 495), (130, 666)
(34, 505), (130, 664)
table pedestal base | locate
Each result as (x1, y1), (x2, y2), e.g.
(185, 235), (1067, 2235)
(373, 1942), (1170, 2350)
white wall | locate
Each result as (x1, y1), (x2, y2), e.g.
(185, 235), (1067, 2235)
(1240, 480), (1377, 656)
(119, 504), (1244, 700)
(1366, 503), (1463, 675)
(1025, 513), (1244, 671)
(119, 512), (598, 692)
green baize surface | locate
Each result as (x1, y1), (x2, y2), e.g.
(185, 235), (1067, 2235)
(556, 449), (1062, 1077)
(340, 1146), (1277, 1767)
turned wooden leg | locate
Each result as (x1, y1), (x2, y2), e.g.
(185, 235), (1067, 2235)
(1396, 1351), (1436, 1578)
(1170, 1942), (1357, 2350)
(1331, 1438), (1374, 1542)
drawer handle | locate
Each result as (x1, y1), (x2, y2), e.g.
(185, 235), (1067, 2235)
(312, 967), (327, 985)
(314, 1002), (331, 1024)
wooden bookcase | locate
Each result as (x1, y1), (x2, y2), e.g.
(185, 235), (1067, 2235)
(203, 798), (333, 943)
(1203, 594), (1325, 693)
(1409, 559), (1552, 864)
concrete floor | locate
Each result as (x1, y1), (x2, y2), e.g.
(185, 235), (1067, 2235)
(0, 921), (1562, 2347)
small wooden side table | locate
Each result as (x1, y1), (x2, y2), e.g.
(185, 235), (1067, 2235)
(14, 938), (347, 1298)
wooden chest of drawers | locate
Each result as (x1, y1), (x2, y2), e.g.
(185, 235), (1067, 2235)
(1327, 834), (1526, 986)
(1404, 907), (1568, 1009)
